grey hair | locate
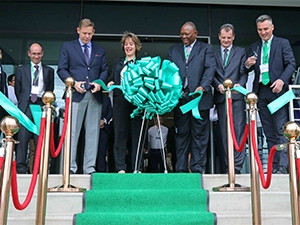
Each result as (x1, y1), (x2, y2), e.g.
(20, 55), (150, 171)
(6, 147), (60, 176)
(219, 23), (235, 35)
(256, 15), (272, 25)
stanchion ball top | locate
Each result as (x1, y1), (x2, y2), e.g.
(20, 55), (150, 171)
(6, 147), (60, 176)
(245, 92), (258, 105)
(42, 91), (56, 105)
(0, 116), (20, 137)
(284, 121), (300, 141)
(223, 79), (233, 89)
(65, 77), (75, 87)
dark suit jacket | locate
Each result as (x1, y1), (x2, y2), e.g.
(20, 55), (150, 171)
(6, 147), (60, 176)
(168, 40), (215, 110)
(248, 35), (296, 94)
(213, 46), (248, 104)
(57, 39), (108, 103)
(15, 63), (54, 113)
(109, 57), (126, 98)
(0, 64), (8, 120)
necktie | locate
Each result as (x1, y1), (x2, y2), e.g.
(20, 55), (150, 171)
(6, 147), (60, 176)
(223, 48), (228, 67)
(31, 65), (39, 103)
(83, 44), (90, 64)
(185, 46), (191, 63)
(262, 41), (270, 85)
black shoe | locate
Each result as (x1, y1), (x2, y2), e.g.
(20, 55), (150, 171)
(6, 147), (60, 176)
(70, 170), (75, 174)
(276, 166), (288, 174)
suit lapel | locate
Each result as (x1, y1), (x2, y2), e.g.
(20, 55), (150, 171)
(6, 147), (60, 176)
(74, 40), (87, 65)
(269, 36), (277, 66)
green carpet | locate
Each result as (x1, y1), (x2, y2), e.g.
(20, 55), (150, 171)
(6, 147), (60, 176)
(75, 173), (216, 225)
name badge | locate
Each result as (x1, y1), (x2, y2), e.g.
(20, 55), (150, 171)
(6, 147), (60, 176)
(32, 85), (39, 94)
(259, 64), (269, 73)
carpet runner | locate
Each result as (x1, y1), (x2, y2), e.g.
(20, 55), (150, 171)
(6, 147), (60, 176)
(75, 173), (216, 225)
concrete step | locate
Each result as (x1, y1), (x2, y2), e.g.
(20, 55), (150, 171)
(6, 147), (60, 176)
(204, 174), (292, 225)
(6, 174), (91, 225)
(203, 174), (290, 192)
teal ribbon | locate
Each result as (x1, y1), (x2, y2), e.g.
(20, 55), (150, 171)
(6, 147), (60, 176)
(231, 86), (250, 96)
(179, 90), (203, 119)
(29, 104), (42, 133)
(267, 90), (296, 114)
(122, 56), (182, 119)
(93, 79), (122, 91)
(0, 91), (39, 134)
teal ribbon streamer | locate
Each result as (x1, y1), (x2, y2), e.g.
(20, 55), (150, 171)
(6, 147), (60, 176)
(29, 104), (42, 133)
(179, 90), (203, 120)
(0, 91), (38, 134)
(267, 90), (296, 114)
(93, 79), (122, 91)
(231, 86), (250, 96)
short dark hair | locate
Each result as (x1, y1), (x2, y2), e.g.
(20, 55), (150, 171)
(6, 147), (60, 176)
(8, 74), (15, 83)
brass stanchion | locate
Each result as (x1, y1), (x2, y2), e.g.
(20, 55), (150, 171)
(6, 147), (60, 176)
(48, 77), (85, 192)
(213, 79), (250, 192)
(35, 91), (55, 225)
(246, 92), (262, 225)
(0, 117), (20, 225)
(283, 122), (300, 225)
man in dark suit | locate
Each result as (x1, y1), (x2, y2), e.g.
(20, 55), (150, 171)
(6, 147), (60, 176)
(213, 24), (248, 174)
(0, 49), (8, 124)
(245, 15), (296, 174)
(57, 18), (108, 174)
(168, 21), (215, 173)
(15, 43), (54, 174)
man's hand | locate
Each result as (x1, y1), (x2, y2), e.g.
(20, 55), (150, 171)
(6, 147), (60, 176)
(74, 81), (86, 93)
(245, 56), (257, 67)
(91, 82), (101, 93)
(218, 84), (225, 94)
(195, 86), (205, 92)
(271, 79), (284, 93)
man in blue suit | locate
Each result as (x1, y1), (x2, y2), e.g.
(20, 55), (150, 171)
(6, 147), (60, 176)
(246, 15), (296, 174)
(57, 18), (108, 174)
(15, 43), (54, 174)
(213, 24), (248, 174)
(168, 21), (215, 173)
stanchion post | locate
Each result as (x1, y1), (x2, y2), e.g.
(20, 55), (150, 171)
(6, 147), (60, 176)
(213, 79), (249, 192)
(246, 92), (262, 225)
(0, 117), (20, 225)
(48, 77), (85, 192)
(35, 91), (55, 225)
(283, 122), (300, 225)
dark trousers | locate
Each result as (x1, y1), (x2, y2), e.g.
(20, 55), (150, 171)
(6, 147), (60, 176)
(149, 148), (164, 173)
(257, 85), (289, 169)
(113, 96), (143, 172)
(96, 129), (109, 172)
(174, 99), (210, 173)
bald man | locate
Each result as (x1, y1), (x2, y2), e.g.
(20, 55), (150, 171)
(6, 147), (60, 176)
(15, 43), (54, 174)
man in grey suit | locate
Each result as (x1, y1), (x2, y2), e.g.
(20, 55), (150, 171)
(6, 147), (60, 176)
(245, 15), (296, 174)
(57, 18), (108, 174)
(15, 43), (54, 174)
(168, 21), (215, 173)
(213, 24), (248, 174)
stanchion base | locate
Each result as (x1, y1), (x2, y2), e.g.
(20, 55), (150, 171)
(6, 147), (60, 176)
(212, 183), (250, 192)
(48, 184), (86, 192)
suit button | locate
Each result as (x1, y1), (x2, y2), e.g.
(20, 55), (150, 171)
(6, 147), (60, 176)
(88, 67), (90, 70)
(185, 66), (188, 68)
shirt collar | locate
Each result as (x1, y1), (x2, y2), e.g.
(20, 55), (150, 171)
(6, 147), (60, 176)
(261, 35), (273, 46)
(31, 61), (41, 68)
(221, 45), (233, 53)
(78, 38), (92, 48)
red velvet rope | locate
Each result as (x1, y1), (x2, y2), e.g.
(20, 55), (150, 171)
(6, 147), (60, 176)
(49, 96), (70, 158)
(251, 120), (276, 189)
(11, 117), (46, 210)
(0, 156), (4, 170)
(227, 97), (249, 152)
(297, 158), (300, 179)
